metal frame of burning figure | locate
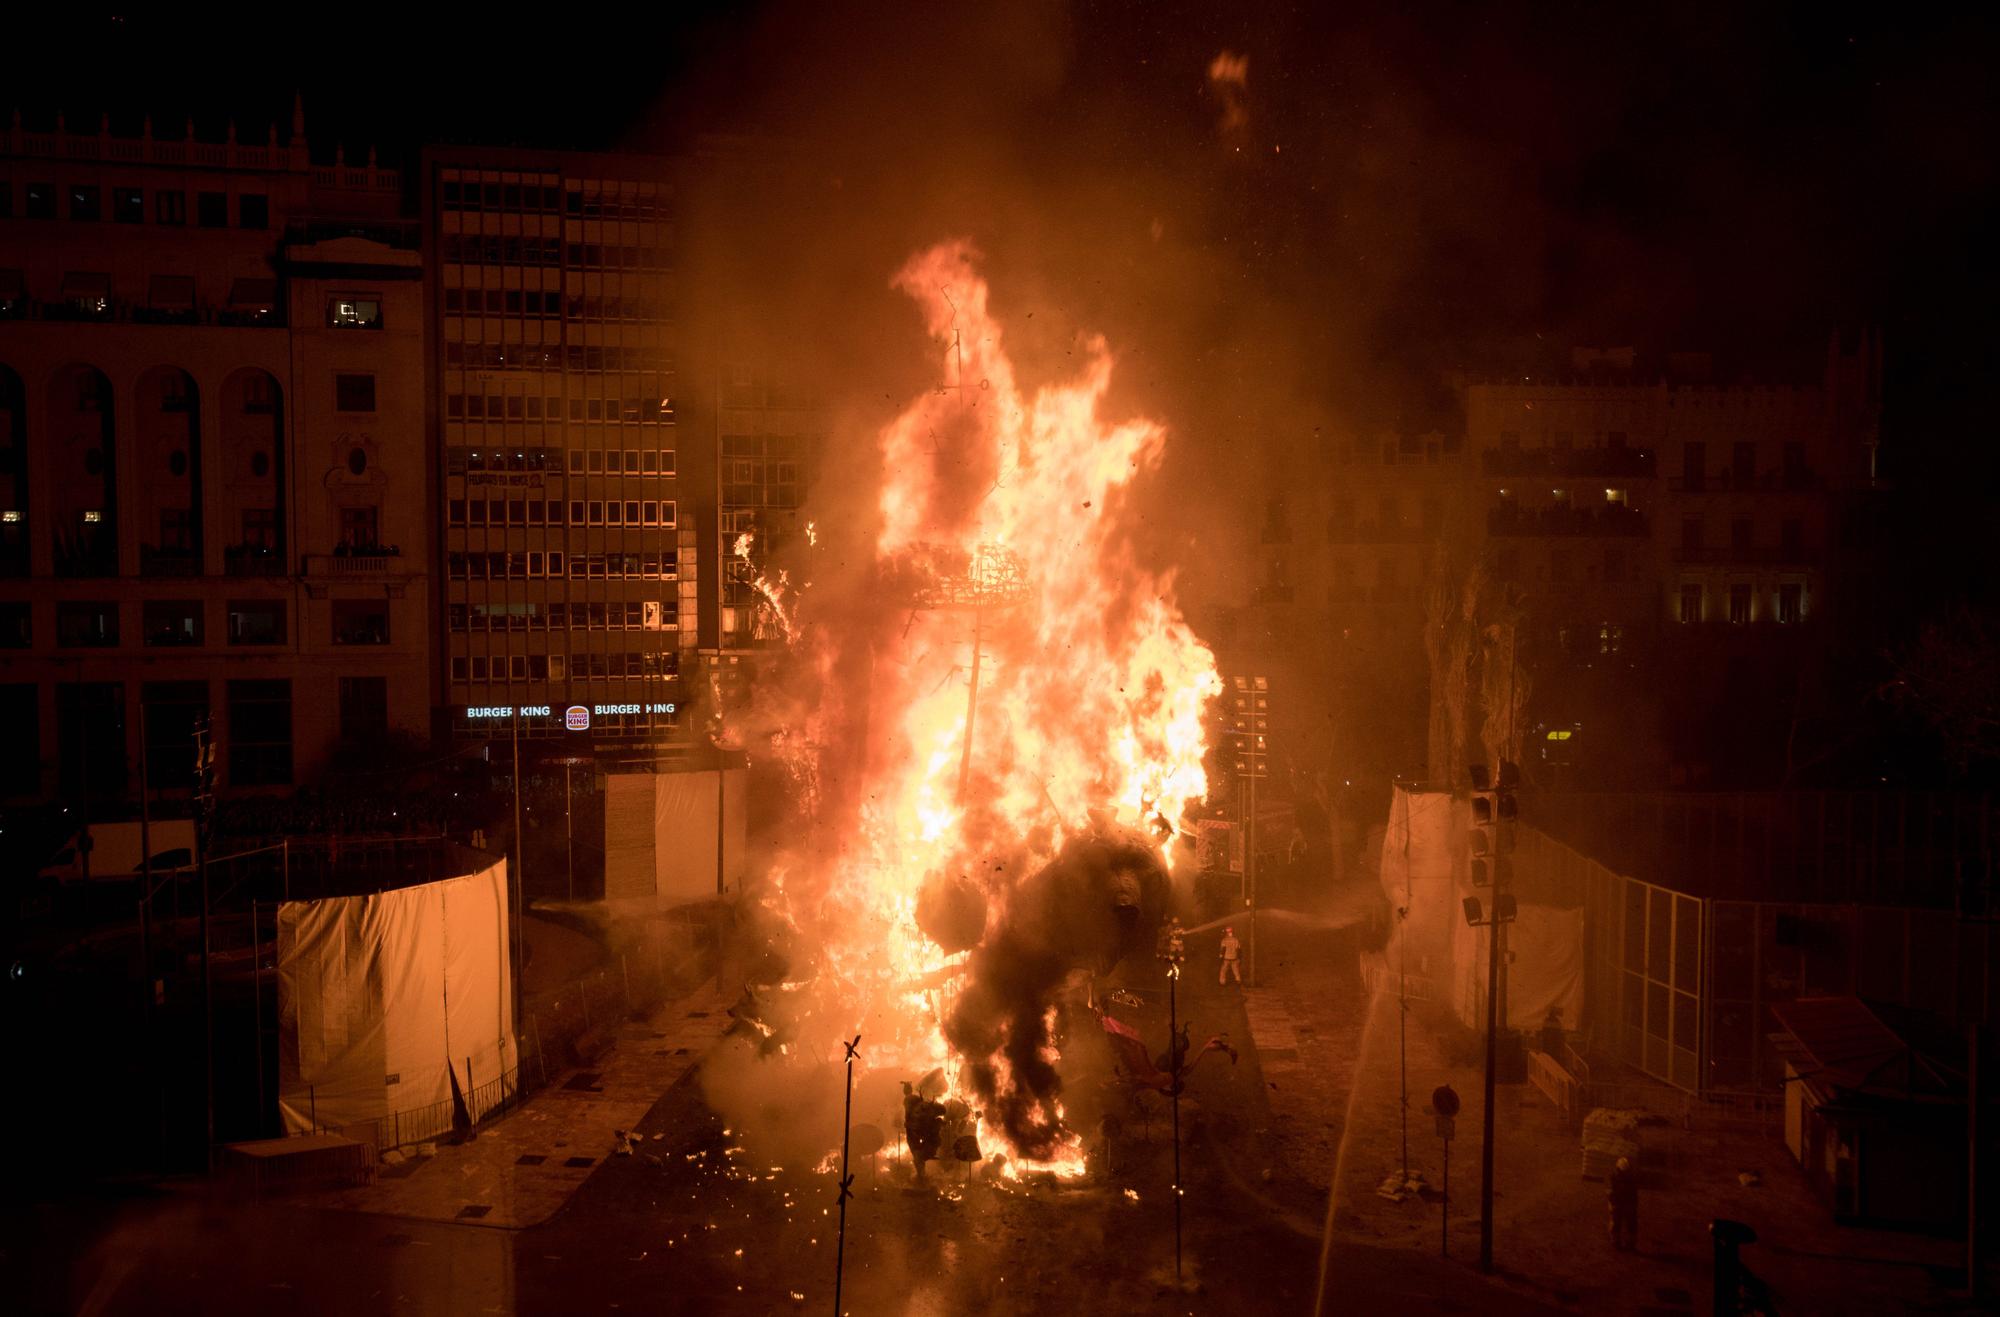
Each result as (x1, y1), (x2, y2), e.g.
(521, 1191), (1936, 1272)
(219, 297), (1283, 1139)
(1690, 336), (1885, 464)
(717, 243), (1222, 1267)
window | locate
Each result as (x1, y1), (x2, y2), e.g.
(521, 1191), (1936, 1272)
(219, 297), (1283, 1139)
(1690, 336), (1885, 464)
(1730, 518), (1753, 552)
(0, 684), (36, 794)
(227, 679), (292, 786)
(332, 599), (389, 645)
(339, 505), (380, 550)
(328, 297), (382, 329)
(1602, 548), (1627, 584)
(57, 683), (124, 797)
(1548, 548), (1572, 583)
(239, 194), (269, 229)
(143, 600), (202, 646)
(1680, 518), (1703, 554)
(114, 187), (144, 223)
(335, 373), (377, 413)
(241, 508), (277, 549)
(338, 676), (389, 741)
(140, 681), (208, 788)
(57, 602), (118, 647)
(197, 191), (228, 227)
(69, 185), (101, 221)
(0, 602), (27, 646)
(156, 190), (186, 225)
(0, 183), (9, 218)
(1680, 441), (1705, 490)
(1780, 519), (1803, 557)
(227, 599), (286, 645)
(1777, 584), (1802, 625)
(1604, 488), (1628, 506)
(1731, 442), (1755, 490)
(1782, 442), (1807, 487)
(1677, 584), (1702, 625)
(26, 183), (56, 219)
(1728, 584), (1752, 625)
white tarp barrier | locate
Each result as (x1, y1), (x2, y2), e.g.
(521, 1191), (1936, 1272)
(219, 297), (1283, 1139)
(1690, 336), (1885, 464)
(1451, 902), (1586, 1032)
(603, 773), (658, 902)
(1377, 786), (1459, 983)
(602, 769), (747, 905)
(277, 859), (517, 1136)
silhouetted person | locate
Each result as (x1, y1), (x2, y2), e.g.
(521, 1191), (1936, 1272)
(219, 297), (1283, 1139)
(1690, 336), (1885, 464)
(1608, 1156), (1638, 1250)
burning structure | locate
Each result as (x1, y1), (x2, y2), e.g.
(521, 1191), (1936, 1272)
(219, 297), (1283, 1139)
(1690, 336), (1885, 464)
(712, 240), (1219, 1174)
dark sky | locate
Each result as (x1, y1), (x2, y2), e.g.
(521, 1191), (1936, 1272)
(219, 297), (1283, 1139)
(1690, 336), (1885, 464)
(18, 3), (1998, 514)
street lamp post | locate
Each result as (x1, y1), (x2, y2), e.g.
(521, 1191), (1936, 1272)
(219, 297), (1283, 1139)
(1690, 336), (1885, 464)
(1158, 923), (1187, 1284)
(1463, 891), (1516, 1274)
(1227, 676), (1269, 984)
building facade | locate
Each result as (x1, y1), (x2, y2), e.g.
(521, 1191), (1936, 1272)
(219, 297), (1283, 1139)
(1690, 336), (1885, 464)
(422, 148), (693, 757)
(0, 107), (429, 806)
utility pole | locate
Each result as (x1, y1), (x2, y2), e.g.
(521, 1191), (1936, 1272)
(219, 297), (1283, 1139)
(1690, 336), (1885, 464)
(512, 709), (525, 1002)
(1158, 922), (1187, 1284)
(192, 716), (217, 1174)
(565, 758), (575, 903)
(1467, 760), (1518, 1275)
(1227, 675), (1269, 984)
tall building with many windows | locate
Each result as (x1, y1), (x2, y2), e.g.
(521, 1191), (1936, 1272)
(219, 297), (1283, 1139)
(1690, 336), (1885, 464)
(0, 106), (429, 804)
(422, 148), (692, 757)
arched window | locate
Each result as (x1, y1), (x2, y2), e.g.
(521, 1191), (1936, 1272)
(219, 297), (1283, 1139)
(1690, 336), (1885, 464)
(0, 365), (25, 575)
(136, 367), (201, 577)
(220, 368), (284, 576)
(47, 364), (116, 577)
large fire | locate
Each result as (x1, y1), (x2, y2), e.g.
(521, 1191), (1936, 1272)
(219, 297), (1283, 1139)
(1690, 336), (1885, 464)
(731, 240), (1218, 1178)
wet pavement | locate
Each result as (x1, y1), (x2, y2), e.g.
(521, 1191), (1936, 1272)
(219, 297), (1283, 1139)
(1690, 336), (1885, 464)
(10, 921), (1563, 1315)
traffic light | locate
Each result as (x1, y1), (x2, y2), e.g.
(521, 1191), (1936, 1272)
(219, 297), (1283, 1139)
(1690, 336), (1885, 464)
(1467, 761), (1518, 887)
(1227, 676), (1269, 780)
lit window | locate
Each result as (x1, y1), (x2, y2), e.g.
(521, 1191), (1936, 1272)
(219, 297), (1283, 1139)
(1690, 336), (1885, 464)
(1728, 584), (1752, 625)
(1604, 488), (1628, 505)
(1, 511), (19, 524)
(1677, 584), (1701, 624)
(1776, 584), (1803, 625)
(329, 297), (383, 329)
(82, 510), (103, 524)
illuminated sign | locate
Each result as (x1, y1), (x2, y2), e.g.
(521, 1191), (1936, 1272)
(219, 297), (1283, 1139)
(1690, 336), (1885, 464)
(1545, 729), (1573, 742)
(460, 703), (675, 724)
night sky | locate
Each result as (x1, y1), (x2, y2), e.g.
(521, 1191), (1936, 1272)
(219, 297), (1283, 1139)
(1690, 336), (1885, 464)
(19, 3), (1995, 593)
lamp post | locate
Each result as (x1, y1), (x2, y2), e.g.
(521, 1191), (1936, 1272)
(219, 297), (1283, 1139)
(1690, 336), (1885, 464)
(1463, 890), (1516, 1274)
(1227, 676), (1269, 984)
(1157, 921), (1187, 1283)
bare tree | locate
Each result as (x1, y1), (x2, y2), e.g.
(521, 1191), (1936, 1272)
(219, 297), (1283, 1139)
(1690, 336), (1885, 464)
(1887, 605), (2000, 776)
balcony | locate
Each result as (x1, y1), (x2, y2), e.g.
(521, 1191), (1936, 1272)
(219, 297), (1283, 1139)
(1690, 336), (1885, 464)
(305, 549), (406, 579)
(1326, 520), (1431, 545)
(140, 545), (200, 577)
(1482, 446), (1655, 480)
(224, 544), (285, 577)
(1670, 468), (1824, 494)
(1488, 503), (1650, 538)
(1674, 545), (1821, 566)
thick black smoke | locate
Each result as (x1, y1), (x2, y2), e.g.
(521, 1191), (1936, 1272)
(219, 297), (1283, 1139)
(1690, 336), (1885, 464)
(941, 827), (1169, 1159)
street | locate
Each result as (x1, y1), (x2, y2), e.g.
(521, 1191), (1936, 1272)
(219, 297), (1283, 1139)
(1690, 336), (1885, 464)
(10, 921), (1561, 1316)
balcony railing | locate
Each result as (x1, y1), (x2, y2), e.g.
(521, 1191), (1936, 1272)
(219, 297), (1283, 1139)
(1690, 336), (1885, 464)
(140, 545), (201, 577)
(1487, 504), (1650, 538)
(1483, 446), (1655, 479)
(1670, 469), (1824, 494)
(224, 544), (285, 577)
(1326, 520), (1432, 544)
(1674, 545), (1820, 566)
(304, 551), (407, 578)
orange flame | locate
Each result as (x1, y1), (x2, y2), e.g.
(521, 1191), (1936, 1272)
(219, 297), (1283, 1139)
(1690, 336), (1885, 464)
(740, 241), (1218, 1177)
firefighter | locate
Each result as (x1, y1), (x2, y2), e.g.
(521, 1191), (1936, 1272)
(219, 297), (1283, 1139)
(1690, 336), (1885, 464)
(1218, 926), (1243, 985)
